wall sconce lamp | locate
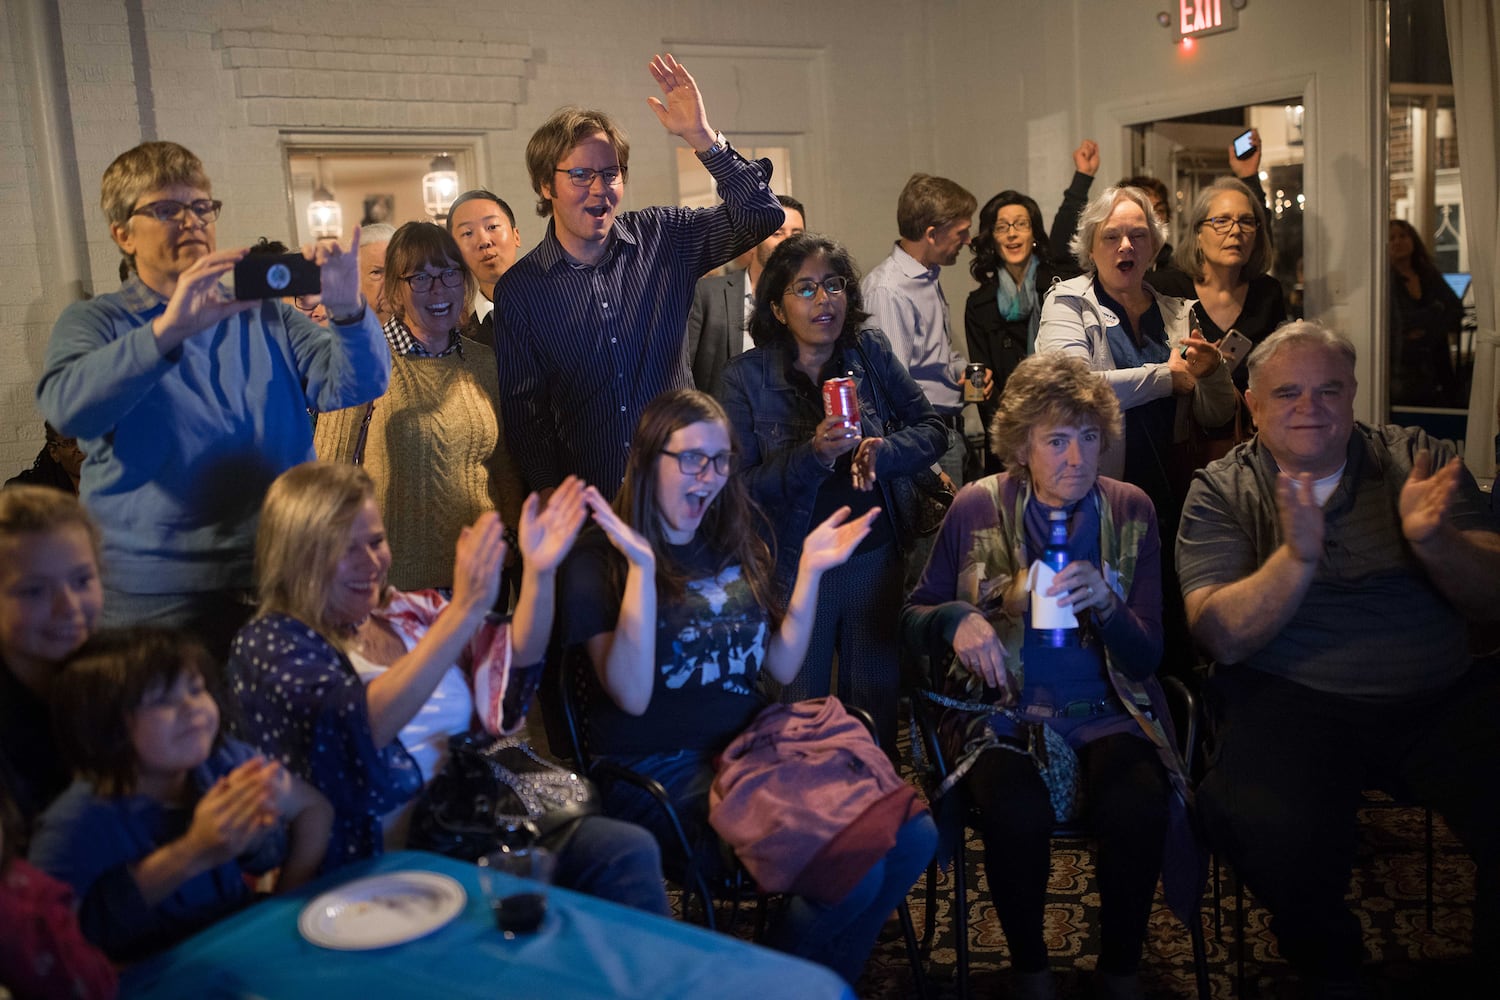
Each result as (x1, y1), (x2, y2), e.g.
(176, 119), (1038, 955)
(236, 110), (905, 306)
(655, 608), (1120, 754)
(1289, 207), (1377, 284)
(423, 153), (460, 221)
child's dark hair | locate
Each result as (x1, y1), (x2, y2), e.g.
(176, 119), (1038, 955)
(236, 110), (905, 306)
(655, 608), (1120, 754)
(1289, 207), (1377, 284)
(51, 627), (221, 797)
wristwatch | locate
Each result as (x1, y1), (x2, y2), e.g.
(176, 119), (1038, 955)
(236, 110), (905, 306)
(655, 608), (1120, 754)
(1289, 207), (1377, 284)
(695, 131), (728, 160)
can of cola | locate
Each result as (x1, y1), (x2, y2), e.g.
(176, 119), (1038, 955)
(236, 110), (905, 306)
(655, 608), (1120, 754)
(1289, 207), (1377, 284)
(822, 376), (861, 427)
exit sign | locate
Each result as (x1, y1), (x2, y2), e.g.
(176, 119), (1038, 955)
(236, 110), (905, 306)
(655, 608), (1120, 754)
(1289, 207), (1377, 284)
(1178, 0), (1240, 40)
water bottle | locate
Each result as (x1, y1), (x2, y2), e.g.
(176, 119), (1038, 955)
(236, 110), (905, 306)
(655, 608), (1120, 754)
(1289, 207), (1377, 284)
(1030, 509), (1080, 647)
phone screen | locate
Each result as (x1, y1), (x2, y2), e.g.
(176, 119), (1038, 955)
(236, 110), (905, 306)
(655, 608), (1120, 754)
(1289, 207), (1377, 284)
(1233, 129), (1256, 160)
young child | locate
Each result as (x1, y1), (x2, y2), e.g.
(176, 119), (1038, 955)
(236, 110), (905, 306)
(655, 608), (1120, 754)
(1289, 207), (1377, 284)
(0, 776), (116, 1000)
(0, 485), (104, 826)
(28, 627), (333, 960)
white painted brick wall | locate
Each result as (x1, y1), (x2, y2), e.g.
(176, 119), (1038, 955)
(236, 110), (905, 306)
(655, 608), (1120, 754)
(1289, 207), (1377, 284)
(0, 0), (1388, 478)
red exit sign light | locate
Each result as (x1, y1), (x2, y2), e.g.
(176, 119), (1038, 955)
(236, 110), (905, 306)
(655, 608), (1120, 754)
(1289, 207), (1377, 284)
(1177, 0), (1240, 41)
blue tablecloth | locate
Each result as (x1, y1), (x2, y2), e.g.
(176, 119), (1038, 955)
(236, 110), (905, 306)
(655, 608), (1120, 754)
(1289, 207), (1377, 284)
(122, 850), (855, 1000)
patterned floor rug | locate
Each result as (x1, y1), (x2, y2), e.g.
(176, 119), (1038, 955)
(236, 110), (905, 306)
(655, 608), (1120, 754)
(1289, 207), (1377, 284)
(854, 798), (1477, 999)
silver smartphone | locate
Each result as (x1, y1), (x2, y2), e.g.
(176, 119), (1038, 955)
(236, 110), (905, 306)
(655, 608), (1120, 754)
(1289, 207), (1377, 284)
(1218, 329), (1254, 370)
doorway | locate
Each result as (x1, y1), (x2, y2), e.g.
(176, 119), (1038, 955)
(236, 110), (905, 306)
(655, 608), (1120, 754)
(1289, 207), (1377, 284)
(1131, 101), (1306, 317)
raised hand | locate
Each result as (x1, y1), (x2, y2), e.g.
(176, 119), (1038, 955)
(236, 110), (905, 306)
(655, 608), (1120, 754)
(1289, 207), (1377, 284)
(153, 248), (258, 352)
(646, 53), (714, 150)
(1276, 471), (1325, 564)
(306, 226), (363, 319)
(451, 511), (506, 614)
(952, 611), (1014, 702)
(585, 486), (654, 569)
(1399, 449), (1461, 546)
(1073, 139), (1101, 177)
(850, 437), (885, 491)
(1229, 128), (1262, 179)
(519, 475), (589, 573)
(799, 506), (878, 575)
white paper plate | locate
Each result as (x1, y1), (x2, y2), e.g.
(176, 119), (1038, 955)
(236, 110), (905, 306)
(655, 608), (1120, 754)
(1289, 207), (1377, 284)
(298, 871), (466, 950)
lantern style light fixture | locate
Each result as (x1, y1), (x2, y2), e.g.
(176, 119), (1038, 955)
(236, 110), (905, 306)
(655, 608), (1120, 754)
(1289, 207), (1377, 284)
(307, 158), (343, 240)
(423, 153), (459, 221)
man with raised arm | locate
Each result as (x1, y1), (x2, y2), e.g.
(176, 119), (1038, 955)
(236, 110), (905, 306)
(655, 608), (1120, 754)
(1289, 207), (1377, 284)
(493, 54), (783, 497)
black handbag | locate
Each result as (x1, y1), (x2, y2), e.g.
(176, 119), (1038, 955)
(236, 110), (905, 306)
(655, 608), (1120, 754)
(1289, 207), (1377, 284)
(851, 339), (955, 538)
(408, 733), (599, 860)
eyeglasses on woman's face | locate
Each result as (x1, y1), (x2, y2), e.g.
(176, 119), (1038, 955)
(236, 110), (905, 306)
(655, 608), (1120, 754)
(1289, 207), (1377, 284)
(660, 449), (737, 476)
(992, 218), (1032, 236)
(783, 276), (848, 300)
(129, 199), (223, 225)
(399, 267), (464, 293)
(1200, 215), (1259, 235)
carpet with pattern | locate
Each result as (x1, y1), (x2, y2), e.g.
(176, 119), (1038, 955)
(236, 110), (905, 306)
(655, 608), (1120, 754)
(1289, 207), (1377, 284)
(852, 798), (1477, 999)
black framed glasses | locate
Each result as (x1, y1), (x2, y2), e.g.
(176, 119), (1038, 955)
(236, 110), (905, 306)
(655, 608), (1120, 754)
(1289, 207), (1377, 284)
(400, 268), (464, 293)
(129, 199), (223, 224)
(1201, 214), (1259, 235)
(661, 449), (737, 476)
(292, 294), (323, 314)
(555, 166), (626, 188)
(992, 218), (1032, 236)
(784, 276), (849, 300)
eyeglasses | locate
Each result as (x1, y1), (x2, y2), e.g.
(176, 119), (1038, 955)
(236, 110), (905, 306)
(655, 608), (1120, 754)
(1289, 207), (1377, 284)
(555, 166), (626, 188)
(129, 199), (223, 224)
(292, 294), (323, 314)
(992, 218), (1032, 236)
(661, 449), (737, 477)
(784, 276), (849, 300)
(1201, 215), (1259, 235)
(400, 268), (464, 293)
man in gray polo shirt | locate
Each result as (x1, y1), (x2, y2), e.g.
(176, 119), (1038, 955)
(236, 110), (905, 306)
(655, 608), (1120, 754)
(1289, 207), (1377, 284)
(1176, 320), (1500, 995)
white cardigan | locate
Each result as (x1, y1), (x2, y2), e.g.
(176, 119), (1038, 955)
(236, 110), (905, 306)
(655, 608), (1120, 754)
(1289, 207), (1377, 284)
(1036, 273), (1236, 479)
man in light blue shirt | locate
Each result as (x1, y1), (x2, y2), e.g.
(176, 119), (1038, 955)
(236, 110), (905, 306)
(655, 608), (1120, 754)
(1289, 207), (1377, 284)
(861, 173), (986, 490)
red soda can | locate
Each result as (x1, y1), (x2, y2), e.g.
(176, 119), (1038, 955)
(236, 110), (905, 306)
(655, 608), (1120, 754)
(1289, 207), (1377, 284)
(822, 376), (861, 428)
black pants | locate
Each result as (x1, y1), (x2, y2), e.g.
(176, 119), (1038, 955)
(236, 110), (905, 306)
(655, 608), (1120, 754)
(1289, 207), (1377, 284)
(964, 732), (1169, 974)
(1199, 665), (1500, 981)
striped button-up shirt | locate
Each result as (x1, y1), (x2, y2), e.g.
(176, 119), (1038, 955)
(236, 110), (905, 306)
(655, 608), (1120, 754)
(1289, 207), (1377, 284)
(492, 144), (783, 493)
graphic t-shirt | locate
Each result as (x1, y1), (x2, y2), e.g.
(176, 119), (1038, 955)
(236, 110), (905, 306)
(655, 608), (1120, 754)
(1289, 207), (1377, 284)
(562, 530), (771, 755)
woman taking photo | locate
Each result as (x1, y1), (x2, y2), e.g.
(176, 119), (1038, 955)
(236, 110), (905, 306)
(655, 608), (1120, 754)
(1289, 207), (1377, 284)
(562, 388), (936, 986)
(315, 222), (525, 591)
(229, 463), (669, 913)
(717, 233), (945, 749)
(903, 354), (1196, 1000)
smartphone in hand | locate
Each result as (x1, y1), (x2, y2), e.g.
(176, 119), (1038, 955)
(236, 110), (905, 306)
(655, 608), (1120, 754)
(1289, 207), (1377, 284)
(1233, 129), (1257, 161)
(234, 253), (321, 300)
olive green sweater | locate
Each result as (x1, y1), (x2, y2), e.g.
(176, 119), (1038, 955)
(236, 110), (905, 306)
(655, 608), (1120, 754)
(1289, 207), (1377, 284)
(315, 338), (523, 590)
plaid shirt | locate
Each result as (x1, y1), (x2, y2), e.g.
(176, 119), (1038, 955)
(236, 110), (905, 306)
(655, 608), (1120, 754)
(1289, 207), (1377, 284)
(382, 317), (463, 358)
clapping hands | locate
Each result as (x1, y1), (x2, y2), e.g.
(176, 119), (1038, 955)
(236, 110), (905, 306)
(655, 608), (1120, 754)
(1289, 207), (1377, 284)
(518, 476), (588, 574)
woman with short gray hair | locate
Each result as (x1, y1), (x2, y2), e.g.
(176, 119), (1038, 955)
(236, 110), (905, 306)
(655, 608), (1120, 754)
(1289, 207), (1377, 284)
(1037, 185), (1233, 514)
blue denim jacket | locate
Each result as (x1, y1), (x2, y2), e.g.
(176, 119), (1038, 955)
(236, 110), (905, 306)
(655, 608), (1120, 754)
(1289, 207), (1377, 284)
(717, 328), (947, 596)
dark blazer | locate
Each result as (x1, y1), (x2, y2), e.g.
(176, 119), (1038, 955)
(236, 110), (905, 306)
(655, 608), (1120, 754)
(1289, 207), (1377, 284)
(684, 270), (750, 394)
(460, 308), (493, 349)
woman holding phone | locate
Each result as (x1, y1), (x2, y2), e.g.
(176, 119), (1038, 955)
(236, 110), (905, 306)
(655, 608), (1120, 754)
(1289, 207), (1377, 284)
(1151, 176), (1284, 393)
